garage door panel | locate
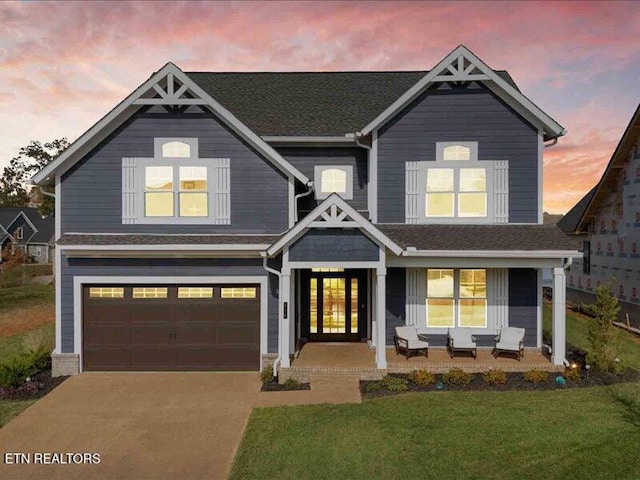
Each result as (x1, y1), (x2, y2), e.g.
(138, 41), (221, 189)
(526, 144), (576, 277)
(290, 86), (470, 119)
(83, 284), (260, 371)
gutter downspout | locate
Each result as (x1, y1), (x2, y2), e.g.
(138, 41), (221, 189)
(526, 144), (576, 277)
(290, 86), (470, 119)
(354, 132), (371, 151)
(39, 188), (55, 199)
(544, 137), (559, 149)
(261, 252), (282, 378)
(294, 182), (314, 222)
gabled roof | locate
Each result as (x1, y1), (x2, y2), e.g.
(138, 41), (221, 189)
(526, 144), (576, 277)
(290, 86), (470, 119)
(187, 69), (518, 137)
(32, 63), (310, 187)
(361, 45), (564, 140)
(29, 216), (55, 244)
(267, 194), (402, 256)
(557, 186), (597, 234)
(570, 103), (640, 233)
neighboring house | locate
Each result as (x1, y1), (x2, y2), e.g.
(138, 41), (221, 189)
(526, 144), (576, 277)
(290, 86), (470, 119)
(0, 207), (55, 264)
(559, 104), (640, 325)
(32, 45), (578, 377)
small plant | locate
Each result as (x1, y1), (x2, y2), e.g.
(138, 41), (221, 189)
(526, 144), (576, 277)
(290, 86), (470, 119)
(585, 282), (623, 372)
(523, 369), (549, 383)
(260, 365), (274, 384)
(0, 355), (38, 388)
(408, 369), (436, 386)
(365, 381), (382, 393)
(482, 369), (507, 386)
(283, 378), (306, 390)
(443, 368), (473, 386)
(564, 366), (581, 382)
(378, 375), (409, 392)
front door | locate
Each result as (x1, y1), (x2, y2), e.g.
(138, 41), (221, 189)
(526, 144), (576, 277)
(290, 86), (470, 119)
(302, 269), (367, 342)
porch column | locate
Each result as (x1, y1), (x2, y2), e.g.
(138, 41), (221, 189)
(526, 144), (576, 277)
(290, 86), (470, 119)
(280, 273), (291, 368)
(552, 267), (566, 366)
(376, 266), (387, 369)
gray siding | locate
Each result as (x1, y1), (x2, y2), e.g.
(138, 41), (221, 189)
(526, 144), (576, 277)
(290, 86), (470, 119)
(276, 147), (368, 214)
(289, 229), (379, 262)
(60, 255), (279, 354)
(509, 268), (538, 347)
(61, 109), (289, 234)
(385, 268), (406, 344)
(377, 84), (538, 223)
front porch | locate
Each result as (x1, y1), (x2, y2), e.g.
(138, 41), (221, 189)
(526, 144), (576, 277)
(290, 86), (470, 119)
(278, 343), (563, 382)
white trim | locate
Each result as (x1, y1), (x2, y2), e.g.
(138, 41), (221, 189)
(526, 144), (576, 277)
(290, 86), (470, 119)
(538, 130), (543, 224)
(370, 130), (378, 223)
(32, 63), (309, 186)
(262, 136), (355, 145)
(551, 267), (566, 365)
(389, 256), (567, 269)
(54, 247), (62, 354)
(266, 193), (403, 256)
(72, 275), (268, 372)
(436, 141), (478, 162)
(402, 249), (580, 259)
(6, 211), (39, 243)
(287, 261), (382, 270)
(314, 165), (354, 200)
(360, 45), (564, 139)
(376, 250), (387, 369)
(60, 244), (269, 251)
(288, 178), (295, 228)
(536, 268), (542, 348)
(54, 176), (61, 241)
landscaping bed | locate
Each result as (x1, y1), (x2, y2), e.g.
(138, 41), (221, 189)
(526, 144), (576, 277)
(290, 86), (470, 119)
(261, 379), (311, 392)
(0, 369), (67, 401)
(361, 368), (640, 398)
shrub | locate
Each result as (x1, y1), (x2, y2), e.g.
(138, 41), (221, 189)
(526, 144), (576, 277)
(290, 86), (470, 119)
(482, 369), (507, 386)
(443, 368), (473, 386)
(283, 378), (306, 390)
(0, 355), (38, 388)
(365, 381), (382, 393)
(523, 369), (549, 383)
(585, 282), (623, 372)
(564, 367), (581, 382)
(260, 365), (274, 384)
(408, 369), (436, 386)
(378, 375), (409, 392)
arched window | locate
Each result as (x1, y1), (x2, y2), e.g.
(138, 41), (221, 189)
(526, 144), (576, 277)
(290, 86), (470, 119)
(443, 145), (471, 161)
(162, 141), (191, 158)
(321, 168), (347, 194)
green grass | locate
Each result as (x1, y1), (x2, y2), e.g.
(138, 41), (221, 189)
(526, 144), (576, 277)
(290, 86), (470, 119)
(0, 323), (54, 364)
(231, 385), (640, 480)
(0, 400), (36, 428)
(0, 283), (54, 313)
(543, 303), (640, 371)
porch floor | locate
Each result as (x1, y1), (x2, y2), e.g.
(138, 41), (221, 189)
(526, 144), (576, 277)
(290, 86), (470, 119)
(281, 343), (563, 381)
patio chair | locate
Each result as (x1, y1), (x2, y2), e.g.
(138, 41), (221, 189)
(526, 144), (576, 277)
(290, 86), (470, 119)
(447, 329), (477, 359)
(394, 326), (429, 359)
(493, 327), (526, 360)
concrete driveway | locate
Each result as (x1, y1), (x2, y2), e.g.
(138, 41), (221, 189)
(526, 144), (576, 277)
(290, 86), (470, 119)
(0, 372), (261, 480)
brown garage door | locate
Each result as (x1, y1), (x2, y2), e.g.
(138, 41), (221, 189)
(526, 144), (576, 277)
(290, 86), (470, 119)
(82, 285), (260, 371)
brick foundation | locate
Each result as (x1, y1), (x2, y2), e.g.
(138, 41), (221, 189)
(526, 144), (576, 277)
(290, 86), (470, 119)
(51, 353), (80, 377)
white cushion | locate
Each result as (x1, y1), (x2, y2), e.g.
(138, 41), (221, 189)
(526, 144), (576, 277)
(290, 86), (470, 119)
(395, 326), (419, 342)
(448, 329), (476, 348)
(496, 327), (525, 351)
(407, 339), (429, 349)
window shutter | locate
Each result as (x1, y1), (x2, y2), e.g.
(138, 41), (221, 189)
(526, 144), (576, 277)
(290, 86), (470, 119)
(489, 269), (509, 329)
(122, 157), (139, 225)
(406, 268), (426, 327)
(493, 160), (509, 223)
(405, 162), (421, 224)
(212, 158), (231, 225)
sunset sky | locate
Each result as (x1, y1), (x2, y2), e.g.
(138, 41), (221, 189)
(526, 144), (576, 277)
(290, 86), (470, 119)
(1, 1), (639, 213)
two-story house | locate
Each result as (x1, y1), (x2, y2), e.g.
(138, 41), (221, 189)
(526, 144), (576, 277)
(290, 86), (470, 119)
(32, 45), (578, 377)
(0, 207), (55, 264)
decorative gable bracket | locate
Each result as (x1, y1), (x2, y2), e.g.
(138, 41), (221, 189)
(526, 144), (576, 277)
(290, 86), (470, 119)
(133, 72), (209, 106)
(311, 203), (360, 228)
(432, 54), (490, 83)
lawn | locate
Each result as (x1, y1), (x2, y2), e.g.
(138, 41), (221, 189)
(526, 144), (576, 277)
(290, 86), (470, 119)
(0, 283), (54, 314)
(543, 303), (640, 371)
(0, 400), (36, 428)
(231, 384), (640, 480)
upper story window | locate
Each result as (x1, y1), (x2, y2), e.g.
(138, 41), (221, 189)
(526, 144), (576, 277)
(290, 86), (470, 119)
(443, 145), (471, 161)
(122, 138), (230, 225)
(15, 227), (23, 240)
(314, 165), (353, 200)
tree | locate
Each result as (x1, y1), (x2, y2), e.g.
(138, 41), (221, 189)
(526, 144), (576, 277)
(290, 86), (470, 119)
(0, 138), (69, 216)
(584, 281), (622, 372)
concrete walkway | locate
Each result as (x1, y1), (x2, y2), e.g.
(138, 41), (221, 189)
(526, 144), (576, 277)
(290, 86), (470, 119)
(0, 372), (261, 480)
(256, 375), (362, 407)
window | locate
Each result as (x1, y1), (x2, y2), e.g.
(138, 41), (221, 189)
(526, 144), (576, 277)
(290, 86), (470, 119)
(132, 287), (168, 299)
(436, 142), (478, 162)
(426, 269), (487, 328)
(443, 145), (471, 161)
(314, 165), (353, 199)
(178, 287), (213, 298)
(89, 287), (124, 298)
(221, 287), (257, 298)
(162, 141), (191, 158)
(15, 227), (23, 240)
(144, 166), (208, 218)
(583, 240), (591, 275)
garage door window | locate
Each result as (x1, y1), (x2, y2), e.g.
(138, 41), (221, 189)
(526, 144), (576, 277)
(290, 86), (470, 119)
(178, 287), (214, 298)
(221, 287), (257, 299)
(89, 287), (124, 299)
(132, 287), (168, 299)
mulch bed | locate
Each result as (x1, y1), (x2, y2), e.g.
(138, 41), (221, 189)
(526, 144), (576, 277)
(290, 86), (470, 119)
(0, 370), (68, 401)
(361, 369), (640, 399)
(261, 380), (311, 392)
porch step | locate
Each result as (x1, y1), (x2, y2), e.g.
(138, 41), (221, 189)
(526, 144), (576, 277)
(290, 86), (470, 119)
(279, 367), (384, 383)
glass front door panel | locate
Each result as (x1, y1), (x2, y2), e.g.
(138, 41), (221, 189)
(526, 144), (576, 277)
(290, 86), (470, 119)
(322, 278), (346, 333)
(351, 278), (358, 334)
(310, 278), (318, 333)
